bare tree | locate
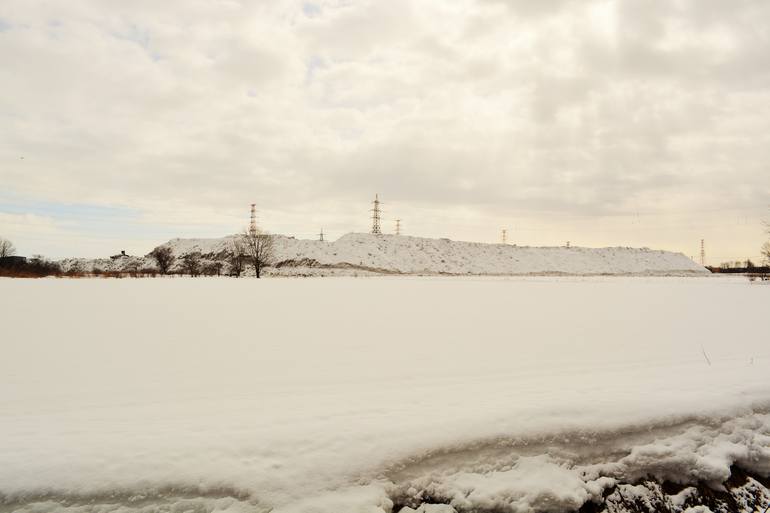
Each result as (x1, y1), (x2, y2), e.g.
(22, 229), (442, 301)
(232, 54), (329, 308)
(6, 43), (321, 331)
(227, 238), (245, 277)
(242, 228), (274, 279)
(763, 216), (770, 265)
(181, 252), (201, 277)
(0, 237), (16, 258)
(149, 246), (175, 275)
(202, 262), (223, 276)
(126, 260), (141, 277)
(29, 255), (61, 276)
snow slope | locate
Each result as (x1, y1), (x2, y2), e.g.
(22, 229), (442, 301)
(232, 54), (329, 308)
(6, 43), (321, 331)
(59, 233), (708, 276)
(0, 276), (768, 513)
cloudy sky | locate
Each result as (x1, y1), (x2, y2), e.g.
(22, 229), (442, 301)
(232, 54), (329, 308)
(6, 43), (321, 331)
(1, 0), (769, 262)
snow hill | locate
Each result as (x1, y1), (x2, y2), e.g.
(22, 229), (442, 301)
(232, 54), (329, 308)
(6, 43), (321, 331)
(60, 233), (708, 276)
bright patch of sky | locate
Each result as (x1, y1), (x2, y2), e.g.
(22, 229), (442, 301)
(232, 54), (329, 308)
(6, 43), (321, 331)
(303, 2), (322, 18)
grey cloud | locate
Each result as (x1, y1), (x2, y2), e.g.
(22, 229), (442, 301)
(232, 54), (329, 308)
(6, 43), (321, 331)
(476, 0), (576, 19)
(1, 0), (769, 259)
(301, 0), (419, 60)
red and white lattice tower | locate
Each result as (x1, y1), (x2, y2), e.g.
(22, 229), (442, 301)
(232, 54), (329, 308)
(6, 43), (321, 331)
(371, 194), (382, 235)
(250, 204), (257, 236)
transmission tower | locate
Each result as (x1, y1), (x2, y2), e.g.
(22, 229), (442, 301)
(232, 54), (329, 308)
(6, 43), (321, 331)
(319, 228), (324, 242)
(395, 219), (401, 235)
(700, 239), (705, 265)
(501, 229), (507, 244)
(371, 194), (382, 234)
(250, 204), (257, 236)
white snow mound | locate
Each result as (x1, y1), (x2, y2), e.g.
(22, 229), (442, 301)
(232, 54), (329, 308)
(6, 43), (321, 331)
(61, 233), (708, 276)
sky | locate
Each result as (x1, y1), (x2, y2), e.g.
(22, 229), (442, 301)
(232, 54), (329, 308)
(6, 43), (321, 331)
(1, 0), (769, 263)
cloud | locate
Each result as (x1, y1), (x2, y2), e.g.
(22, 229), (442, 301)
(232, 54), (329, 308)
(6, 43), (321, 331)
(0, 0), (769, 259)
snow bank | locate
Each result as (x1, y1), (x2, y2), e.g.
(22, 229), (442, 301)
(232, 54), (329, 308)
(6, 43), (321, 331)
(59, 233), (708, 276)
(0, 276), (767, 513)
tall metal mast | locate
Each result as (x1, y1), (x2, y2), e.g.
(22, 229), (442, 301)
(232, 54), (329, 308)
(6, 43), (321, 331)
(371, 194), (382, 235)
(250, 204), (257, 236)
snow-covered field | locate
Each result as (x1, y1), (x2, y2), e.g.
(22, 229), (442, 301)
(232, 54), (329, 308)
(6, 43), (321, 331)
(1, 276), (768, 513)
(59, 233), (708, 277)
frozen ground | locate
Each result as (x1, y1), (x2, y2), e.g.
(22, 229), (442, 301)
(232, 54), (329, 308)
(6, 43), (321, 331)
(0, 276), (768, 513)
(59, 232), (708, 276)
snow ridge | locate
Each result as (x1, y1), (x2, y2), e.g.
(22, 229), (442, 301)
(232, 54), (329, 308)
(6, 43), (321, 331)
(61, 233), (708, 276)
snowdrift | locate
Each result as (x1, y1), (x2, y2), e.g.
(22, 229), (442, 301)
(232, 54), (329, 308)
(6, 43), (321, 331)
(1, 277), (768, 513)
(60, 233), (708, 276)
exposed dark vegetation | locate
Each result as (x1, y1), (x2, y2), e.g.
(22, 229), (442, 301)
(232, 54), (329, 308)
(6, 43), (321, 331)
(577, 467), (770, 513)
(708, 263), (770, 281)
(242, 228), (274, 278)
(708, 264), (769, 273)
(227, 238), (246, 277)
(389, 466), (770, 513)
(149, 246), (175, 275)
(181, 252), (202, 277)
(0, 255), (62, 278)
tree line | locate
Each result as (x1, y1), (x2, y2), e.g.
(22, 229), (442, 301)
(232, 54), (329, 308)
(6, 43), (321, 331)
(709, 219), (770, 276)
(0, 228), (275, 278)
(147, 227), (274, 278)
(0, 238), (63, 277)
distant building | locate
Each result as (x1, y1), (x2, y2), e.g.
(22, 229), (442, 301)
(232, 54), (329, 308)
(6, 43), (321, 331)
(110, 250), (129, 260)
(0, 255), (27, 268)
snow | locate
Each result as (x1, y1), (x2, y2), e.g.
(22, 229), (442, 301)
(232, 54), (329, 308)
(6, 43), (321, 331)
(415, 455), (611, 512)
(0, 276), (768, 513)
(58, 232), (708, 276)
